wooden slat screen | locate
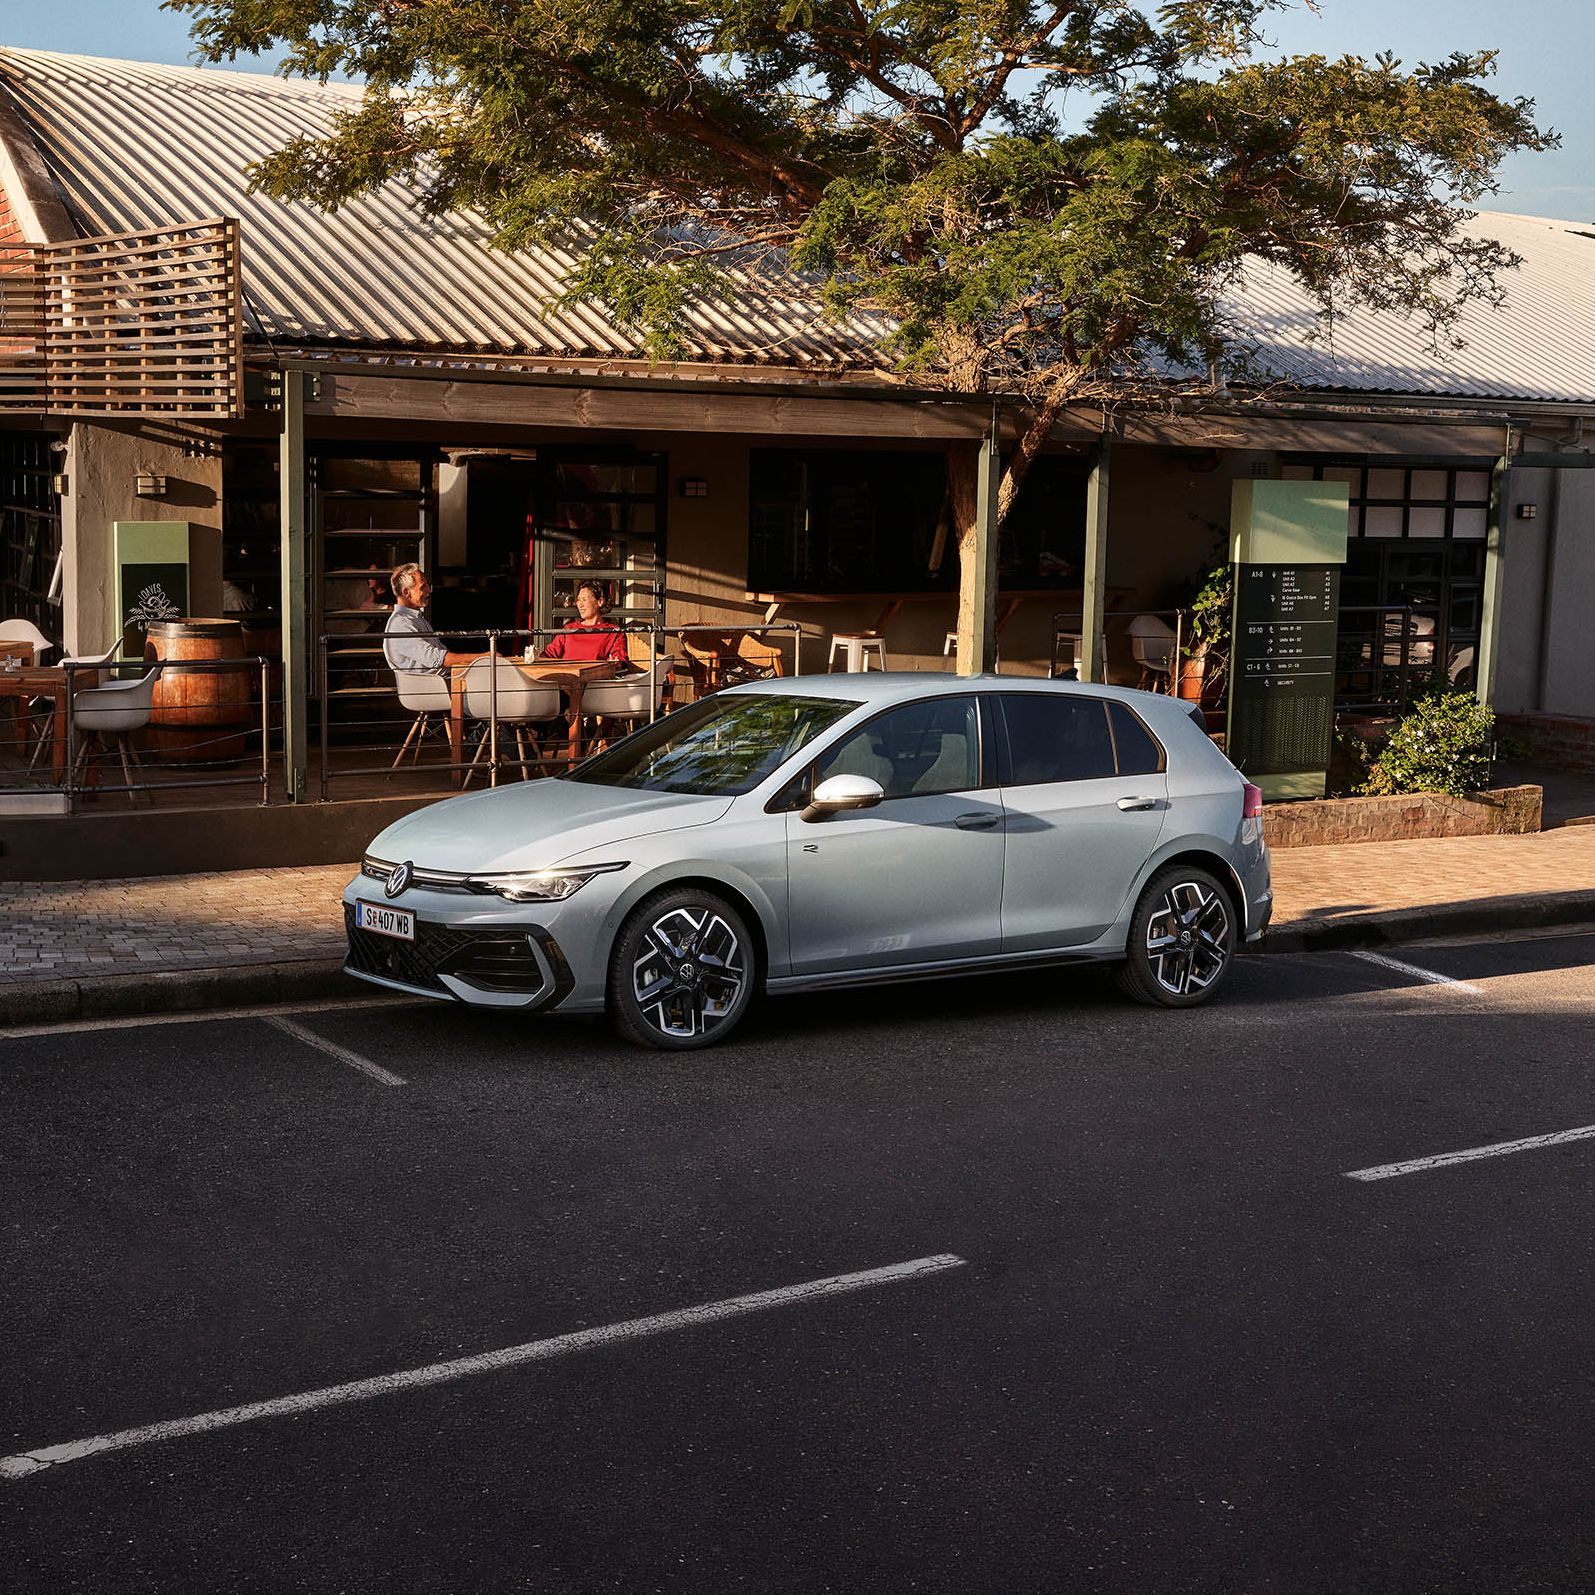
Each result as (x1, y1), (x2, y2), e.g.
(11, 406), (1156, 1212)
(0, 219), (241, 417)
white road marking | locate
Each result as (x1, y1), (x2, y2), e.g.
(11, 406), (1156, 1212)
(0, 995), (422, 1041)
(1346, 1123), (1595, 1182)
(263, 1014), (407, 1087)
(0, 1253), (968, 1482)
(1346, 949), (1484, 995)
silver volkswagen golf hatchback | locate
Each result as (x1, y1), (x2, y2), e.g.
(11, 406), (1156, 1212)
(344, 674), (1271, 1048)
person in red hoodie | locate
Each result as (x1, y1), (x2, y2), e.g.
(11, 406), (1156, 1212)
(540, 580), (631, 664)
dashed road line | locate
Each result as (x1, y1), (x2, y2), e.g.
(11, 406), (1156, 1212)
(0, 1253), (969, 1482)
(264, 1014), (407, 1086)
(0, 995), (421, 1041)
(1346, 948), (1484, 995)
(1346, 1122), (1595, 1182)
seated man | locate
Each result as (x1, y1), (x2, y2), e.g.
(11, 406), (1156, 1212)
(541, 580), (631, 665)
(382, 563), (482, 673)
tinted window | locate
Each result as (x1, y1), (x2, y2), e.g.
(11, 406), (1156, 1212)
(816, 696), (980, 799)
(571, 693), (858, 795)
(1000, 695), (1116, 784)
(1109, 702), (1165, 776)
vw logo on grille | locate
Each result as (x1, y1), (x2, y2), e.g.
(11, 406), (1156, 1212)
(386, 861), (413, 899)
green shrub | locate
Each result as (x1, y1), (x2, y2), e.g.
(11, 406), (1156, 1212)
(1359, 692), (1495, 797)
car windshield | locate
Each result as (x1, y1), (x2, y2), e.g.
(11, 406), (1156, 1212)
(569, 692), (861, 795)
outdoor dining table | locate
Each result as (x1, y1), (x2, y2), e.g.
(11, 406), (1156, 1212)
(0, 665), (71, 780)
(446, 657), (620, 783)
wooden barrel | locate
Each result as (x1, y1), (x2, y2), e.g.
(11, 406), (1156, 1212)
(145, 618), (254, 766)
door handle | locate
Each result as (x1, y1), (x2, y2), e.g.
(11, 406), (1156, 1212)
(1116, 796), (1157, 812)
(954, 812), (1001, 830)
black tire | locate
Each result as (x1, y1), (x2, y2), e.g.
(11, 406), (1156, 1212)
(607, 887), (756, 1050)
(1115, 864), (1237, 1008)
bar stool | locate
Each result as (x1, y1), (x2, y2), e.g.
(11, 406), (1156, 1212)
(828, 632), (888, 672)
(942, 631), (999, 667)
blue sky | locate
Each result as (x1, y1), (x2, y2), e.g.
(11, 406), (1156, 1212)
(4, 0), (1591, 220)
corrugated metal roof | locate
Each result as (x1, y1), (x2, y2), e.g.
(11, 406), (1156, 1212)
(1226, 211), (1595, 405)
(0, 47), (889, 370)
(0, 47), (1591, 403)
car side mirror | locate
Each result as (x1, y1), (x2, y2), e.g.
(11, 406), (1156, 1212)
(802, 773), (885, 822)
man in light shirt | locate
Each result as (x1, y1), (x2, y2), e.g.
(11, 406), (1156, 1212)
(382, 563), (483, 674)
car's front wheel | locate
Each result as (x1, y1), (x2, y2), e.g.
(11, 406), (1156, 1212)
(1116, 864), (1237, 1007)
(607, 887), (756, 1049)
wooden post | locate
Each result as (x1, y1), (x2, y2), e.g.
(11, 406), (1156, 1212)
(961, 404), (1001, 675)
(278, 370), (309, 802)
(1080, 432), (1111, 682)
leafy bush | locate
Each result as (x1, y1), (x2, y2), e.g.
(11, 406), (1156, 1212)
(1359, 692), (1495, 797)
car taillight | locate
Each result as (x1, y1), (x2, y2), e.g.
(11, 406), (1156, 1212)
(1242, 782), (1263, 819)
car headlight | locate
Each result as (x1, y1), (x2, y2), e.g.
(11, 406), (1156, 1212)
(464, 862), (628, 902)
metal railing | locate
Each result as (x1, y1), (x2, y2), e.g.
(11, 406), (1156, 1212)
(0, 653), (271, 810)
(1050, 609), (1191, 692)
(317, 621), (805, 799)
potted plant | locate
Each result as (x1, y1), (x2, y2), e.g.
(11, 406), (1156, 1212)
(1178, 558), (1232, 707)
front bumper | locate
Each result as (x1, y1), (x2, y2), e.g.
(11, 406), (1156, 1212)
(343, 903), (576, 1010)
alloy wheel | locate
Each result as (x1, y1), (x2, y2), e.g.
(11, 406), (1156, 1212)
(1143, 878), (1232, 997)
(629, 904), (747, 1042)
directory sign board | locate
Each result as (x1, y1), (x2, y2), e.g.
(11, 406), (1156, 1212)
(1226, 483), (1349, 801)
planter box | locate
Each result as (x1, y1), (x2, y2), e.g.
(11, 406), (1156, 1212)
(1263, 785), (1542, 849)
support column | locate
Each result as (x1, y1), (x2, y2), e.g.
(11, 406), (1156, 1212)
(963, 405), (1001, 676)
(278, 370), (309, 802)
(1476, 445), (1511, 709)
(1079, 432), (1111, 683)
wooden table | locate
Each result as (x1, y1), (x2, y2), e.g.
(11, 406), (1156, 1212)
(446, 658), (620, 780)
(0, 666), (69, 779)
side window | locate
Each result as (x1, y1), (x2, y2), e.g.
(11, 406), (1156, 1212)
(815, 696), (980, 799)
(1108, 702), (1166, 776)
(999, 694), (1116, 785)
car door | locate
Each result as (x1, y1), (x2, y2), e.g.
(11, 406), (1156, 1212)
(996, 692), (1169, 950)
(783, 694), (1005, 975)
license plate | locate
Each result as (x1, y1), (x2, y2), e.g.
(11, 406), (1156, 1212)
(356, 900), (415, 941)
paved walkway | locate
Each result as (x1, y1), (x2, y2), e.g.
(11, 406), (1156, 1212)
(5, 827), (1595, 1023)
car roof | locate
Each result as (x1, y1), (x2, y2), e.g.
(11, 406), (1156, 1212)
(723, 671), (1164, 709)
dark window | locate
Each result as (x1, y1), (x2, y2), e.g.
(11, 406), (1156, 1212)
(815, 696), (981, 799)
(1000, 695), (1117, 785)
(1108, 703), (1165, 775)
(749, 449), (950, 594)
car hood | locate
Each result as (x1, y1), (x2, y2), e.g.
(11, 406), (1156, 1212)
(365, 779), (735, 873)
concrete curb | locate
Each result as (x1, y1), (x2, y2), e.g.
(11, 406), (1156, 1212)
(0, 956), (349, 1028)
(1255, 896), (1595, 956)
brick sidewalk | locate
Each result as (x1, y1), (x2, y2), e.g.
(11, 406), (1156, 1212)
(4, 830), (1595, 1003)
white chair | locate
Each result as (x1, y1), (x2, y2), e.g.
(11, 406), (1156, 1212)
(1127, 614), (1176, 691)
(460, 659), (563, 786)
(828, 631), (888, 672)
(69, 668), (158, 802)
(580, 637), (672, 746)
(389, 669), (452, 770)
(0, 618), (54, 663)
(27, 639), (123, 775)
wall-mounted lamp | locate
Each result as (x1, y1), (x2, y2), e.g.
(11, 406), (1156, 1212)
(134, 473), (169, 498)
(50, 472), (68, 496)
(1516, 503), (1538, 520)
(678, 477), (709, 499)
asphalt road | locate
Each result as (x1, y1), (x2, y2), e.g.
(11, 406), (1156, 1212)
(5, 930), (1595, 1593)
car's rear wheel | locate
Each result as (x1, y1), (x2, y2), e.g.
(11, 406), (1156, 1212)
(1116, 865), (1237, 1008)
(607, 887), (755, 1049)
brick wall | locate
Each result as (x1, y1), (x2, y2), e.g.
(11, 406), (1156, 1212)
(1264, 785), (1542, 848)
(0, 180), (21, 248)
(1496, 713), (1595, 775)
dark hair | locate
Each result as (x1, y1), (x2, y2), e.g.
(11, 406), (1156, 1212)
(575, 580), (607, 608)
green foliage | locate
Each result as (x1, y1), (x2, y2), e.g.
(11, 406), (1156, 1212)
(1359, 691), (1496, 797)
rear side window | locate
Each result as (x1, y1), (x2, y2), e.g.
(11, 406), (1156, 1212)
(998, 694), (1166, 785)
(1108, 702), (1166, 776)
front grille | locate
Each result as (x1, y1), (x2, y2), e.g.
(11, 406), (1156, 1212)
(343, 905), (549, 997)
(361, 856), (478, 894)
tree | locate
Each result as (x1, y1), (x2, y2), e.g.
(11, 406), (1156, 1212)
(170, 0), (1551, 669)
